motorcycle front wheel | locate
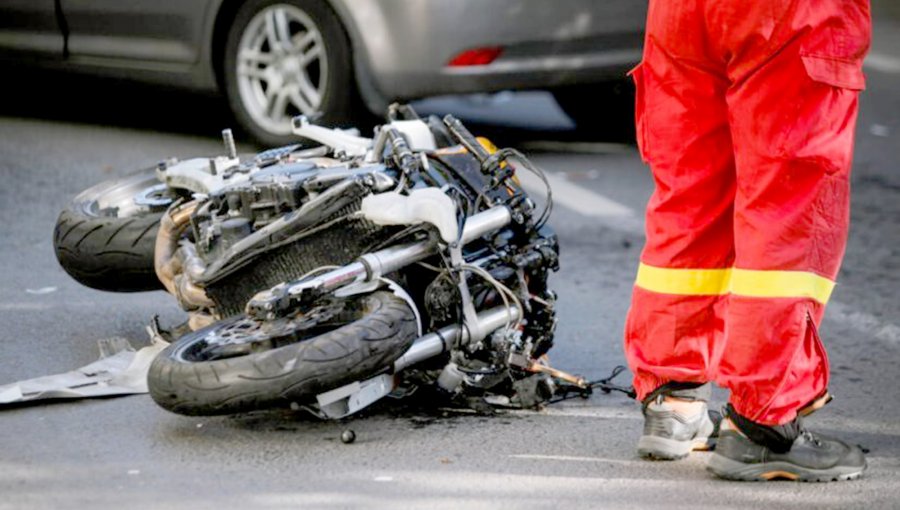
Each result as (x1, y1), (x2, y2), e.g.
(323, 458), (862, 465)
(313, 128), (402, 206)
(53, 168), (172, 292)
(148, 291), (418, 416)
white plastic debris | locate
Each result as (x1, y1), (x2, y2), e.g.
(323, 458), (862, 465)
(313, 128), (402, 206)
(25, 286), (57, 295)
(0, 328), (169, 406)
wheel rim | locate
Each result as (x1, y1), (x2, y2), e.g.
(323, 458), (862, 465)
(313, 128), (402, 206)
(236, 4), (329, 136)
(78, 172), (172, 218)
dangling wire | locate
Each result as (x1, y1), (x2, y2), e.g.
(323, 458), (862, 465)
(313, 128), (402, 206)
(440, 183), (473, 243)
(548, 365), (636, 403)
(495, 148), (553, 229)
(588, 365), (636, 398)
(458, 263), (524, 332)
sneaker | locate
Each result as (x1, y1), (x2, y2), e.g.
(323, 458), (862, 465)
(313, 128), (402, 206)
(707, 420), (867, 482)
(637, 396), (720, 460)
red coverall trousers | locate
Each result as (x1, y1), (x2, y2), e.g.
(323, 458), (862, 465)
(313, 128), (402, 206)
(624, 0), (871, 426)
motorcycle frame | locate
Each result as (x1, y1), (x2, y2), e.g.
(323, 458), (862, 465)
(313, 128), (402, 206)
(153, 115), (555, 418)
(295, 206), (523, 419)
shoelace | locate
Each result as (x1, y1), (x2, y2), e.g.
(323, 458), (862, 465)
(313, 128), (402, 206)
(801, 430), (823, 447)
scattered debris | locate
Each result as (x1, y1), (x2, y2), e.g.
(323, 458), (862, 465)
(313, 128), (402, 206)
(25, 286), (57, 295)
(0, 326), (169, 406)
(409, 415), (436, 428)
(340, 429), (357, 444)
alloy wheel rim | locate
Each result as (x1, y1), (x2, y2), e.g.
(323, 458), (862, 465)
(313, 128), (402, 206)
(236, 4), (328, 135)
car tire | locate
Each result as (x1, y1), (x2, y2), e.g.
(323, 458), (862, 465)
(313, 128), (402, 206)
(223, 0), (358, 146)
(553, 80), (636, 142)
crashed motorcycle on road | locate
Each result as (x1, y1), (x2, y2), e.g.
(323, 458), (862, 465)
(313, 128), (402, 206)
(54, 106), (628, 419)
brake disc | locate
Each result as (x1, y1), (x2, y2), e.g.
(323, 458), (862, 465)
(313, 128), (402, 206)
(190, 299), (347, 361)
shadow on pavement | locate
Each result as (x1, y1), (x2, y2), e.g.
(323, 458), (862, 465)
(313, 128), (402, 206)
(2, 67), (234, 140)
(0, 66), (635, 150)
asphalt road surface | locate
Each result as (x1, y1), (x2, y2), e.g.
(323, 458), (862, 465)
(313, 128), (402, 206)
(2, 11), (899, 510)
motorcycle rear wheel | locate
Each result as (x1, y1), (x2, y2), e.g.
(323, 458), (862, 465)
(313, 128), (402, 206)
(53, 168), (169, 292)
(148, 291), (418, 416)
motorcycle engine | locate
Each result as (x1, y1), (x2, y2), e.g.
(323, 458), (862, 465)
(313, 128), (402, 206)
(193, 161), (316, 263)
(190, 159), (393, 316)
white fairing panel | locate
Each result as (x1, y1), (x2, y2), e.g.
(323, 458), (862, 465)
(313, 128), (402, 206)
(361, 188), (458, 243)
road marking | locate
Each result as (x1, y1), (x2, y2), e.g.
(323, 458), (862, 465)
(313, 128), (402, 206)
(829, 301), (900, 345)
(869, 456), (900, 468)
(865, 53), (900, 74)
(515, 168), (635, 218)
(510, 406), (641, 420)
(0, 303), (53, 311)
(520, 141), (634, 155)
(518, 404), (900, 437)
(510, 454), (641, 465)
(812, 416), (900, 437)
(0, 301), (110, 312)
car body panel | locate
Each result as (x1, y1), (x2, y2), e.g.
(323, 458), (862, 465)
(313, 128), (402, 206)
(0, 0), (64, 56)
(0, 0), (646, 115)
(62, 0), (210, 64)
(48, 0), (220, 89)
(328, 0), (645, 109)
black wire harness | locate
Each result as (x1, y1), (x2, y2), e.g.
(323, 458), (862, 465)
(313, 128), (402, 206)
(549, 365), (637, 404)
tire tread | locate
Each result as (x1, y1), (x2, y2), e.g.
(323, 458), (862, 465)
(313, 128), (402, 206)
(148, 291), (418, 416)
(53, 208), (162, 292)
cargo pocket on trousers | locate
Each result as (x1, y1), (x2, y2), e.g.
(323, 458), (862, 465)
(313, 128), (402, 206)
(800, 54), (866, 91)
(628, 62), (651, 164)
(778, 54), (865, 169)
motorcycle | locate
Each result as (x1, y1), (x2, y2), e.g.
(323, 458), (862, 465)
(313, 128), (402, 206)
(54, 105), (629, 419)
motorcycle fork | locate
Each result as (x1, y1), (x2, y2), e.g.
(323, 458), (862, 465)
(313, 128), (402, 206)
(246, 206), (512, 320)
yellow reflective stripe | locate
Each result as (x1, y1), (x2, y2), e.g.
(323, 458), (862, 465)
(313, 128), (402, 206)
(730, 269), (835, 305)
(635, 264), (732, 296)
(634, 263), (836, 304)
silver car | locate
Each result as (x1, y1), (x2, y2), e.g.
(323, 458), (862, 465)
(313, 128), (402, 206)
(0, 0), (646, 144)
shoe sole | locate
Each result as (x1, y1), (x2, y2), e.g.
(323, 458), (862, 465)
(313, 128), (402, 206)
(638, 435), (716, 461)
(707, 453), (866, 482)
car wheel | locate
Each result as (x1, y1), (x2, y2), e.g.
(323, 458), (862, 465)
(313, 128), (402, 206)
(553, 80), (636, 142)
(223, 0), (356, 146)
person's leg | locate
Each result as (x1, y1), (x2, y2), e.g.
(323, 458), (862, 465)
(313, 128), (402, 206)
(719, 0), (868, 430)
(709, 0), (870, 481)
(637, 381), (720, 460)
(624, 0), (732, 459)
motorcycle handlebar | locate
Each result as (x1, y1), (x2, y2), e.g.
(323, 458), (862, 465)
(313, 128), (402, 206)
(442, 114), (491, 163)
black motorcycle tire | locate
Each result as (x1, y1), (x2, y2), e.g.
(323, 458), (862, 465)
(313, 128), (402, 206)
(53, 169), (166, 292)
(148, 291), (418, 416)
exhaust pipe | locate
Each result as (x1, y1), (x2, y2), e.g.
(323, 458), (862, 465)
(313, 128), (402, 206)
(154, 201), (215, 311)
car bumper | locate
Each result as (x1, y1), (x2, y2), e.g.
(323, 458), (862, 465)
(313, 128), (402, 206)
(331, 0), (646, 101)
